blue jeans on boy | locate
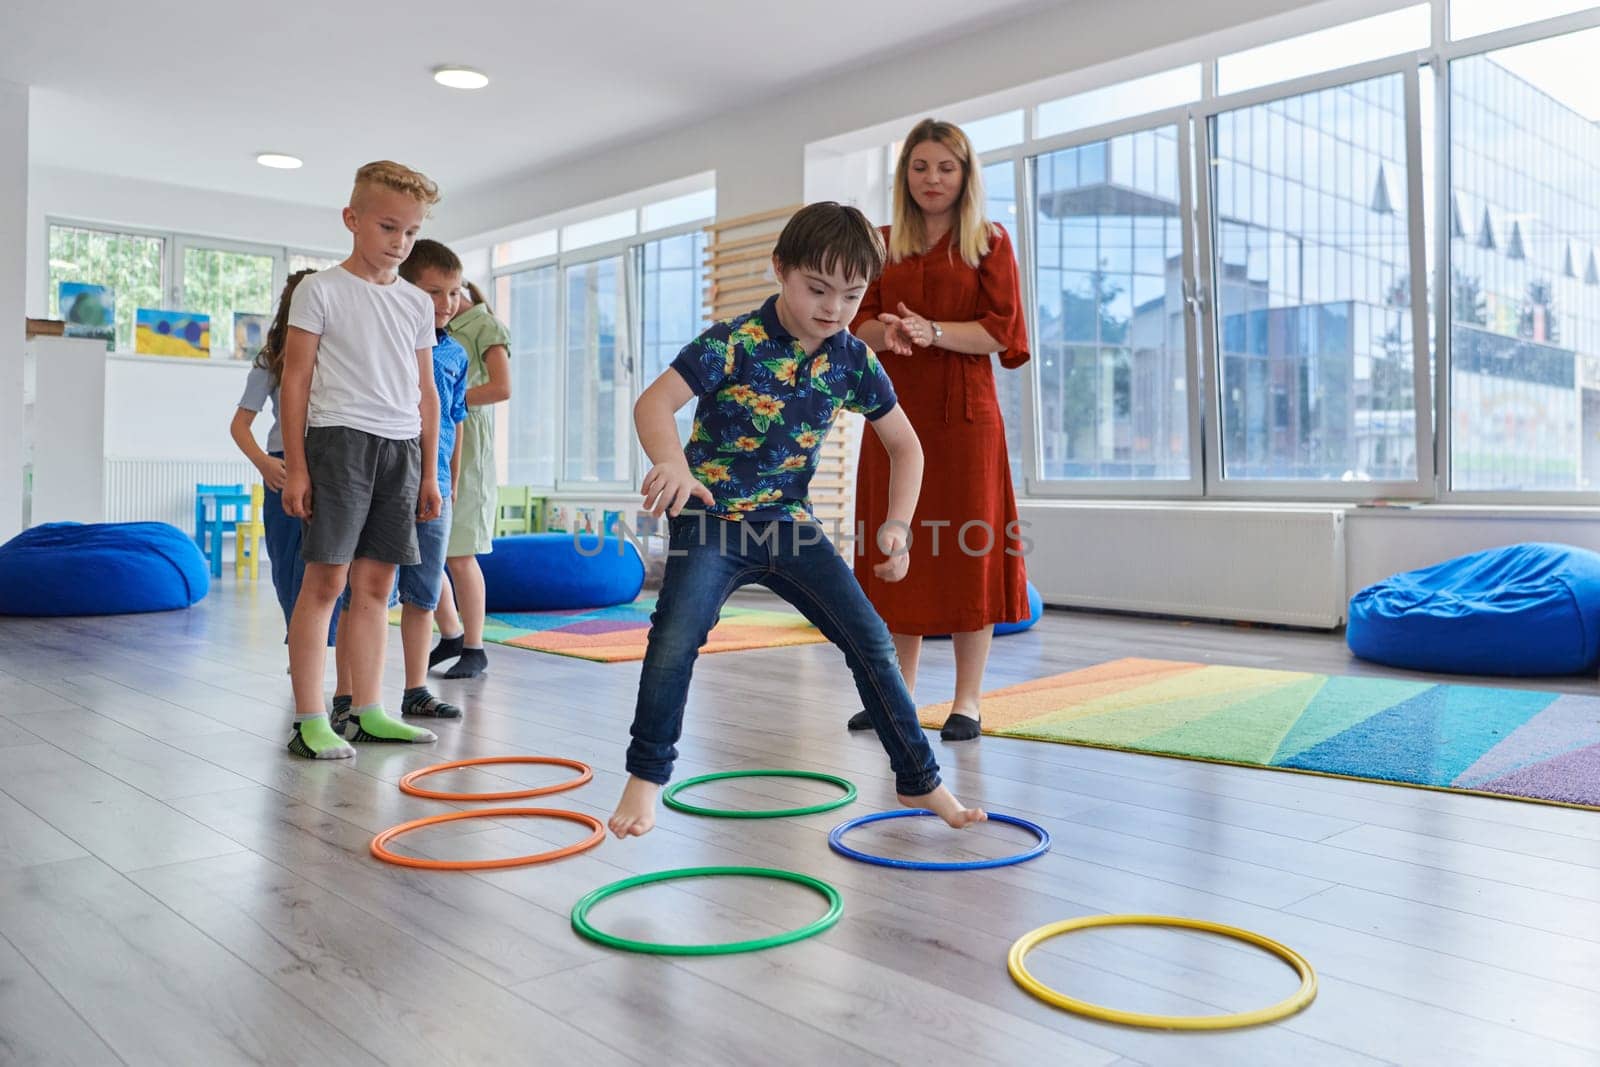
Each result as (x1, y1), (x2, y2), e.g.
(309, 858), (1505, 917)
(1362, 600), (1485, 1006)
(262, 451), (340, 646)
(626, 513), (941, 797)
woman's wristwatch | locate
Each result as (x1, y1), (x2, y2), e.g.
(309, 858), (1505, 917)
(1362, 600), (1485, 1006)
(930, 321), (943, 344)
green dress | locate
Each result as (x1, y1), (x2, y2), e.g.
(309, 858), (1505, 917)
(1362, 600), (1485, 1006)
(445, 302), (511, 557)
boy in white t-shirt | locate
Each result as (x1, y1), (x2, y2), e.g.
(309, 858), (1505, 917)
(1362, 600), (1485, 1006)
(279, 160), (444, 759)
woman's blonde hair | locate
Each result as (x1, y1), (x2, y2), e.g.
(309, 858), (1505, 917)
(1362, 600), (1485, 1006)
(889, 119), (992, 268)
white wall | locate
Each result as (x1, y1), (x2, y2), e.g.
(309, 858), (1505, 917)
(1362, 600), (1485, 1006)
(103, 355), (252, 460)
(25, 165), (344, 318)
(1345, 510), (1600, 598)
(436, 0), (1408, 240)
(1, 82), (28, 542)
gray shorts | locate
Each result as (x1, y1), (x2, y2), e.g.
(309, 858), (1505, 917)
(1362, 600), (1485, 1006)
(301, 426), (422, 566)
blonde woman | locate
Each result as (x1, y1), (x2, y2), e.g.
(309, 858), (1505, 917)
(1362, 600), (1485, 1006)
(847, 118), (1030, 742)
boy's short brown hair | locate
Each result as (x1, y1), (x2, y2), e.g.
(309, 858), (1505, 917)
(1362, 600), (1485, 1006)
(772, 201), (885, 285)
(351, 160), (440, 210)
(399, 238), (463, 284)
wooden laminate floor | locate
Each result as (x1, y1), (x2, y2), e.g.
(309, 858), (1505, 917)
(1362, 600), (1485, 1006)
(2, 578), (1598, 1066)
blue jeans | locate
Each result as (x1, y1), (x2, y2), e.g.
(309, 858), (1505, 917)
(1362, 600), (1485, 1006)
(626, 514), (941, 797)
(263, 452), (341, 646)
(397, 496), (452, 610)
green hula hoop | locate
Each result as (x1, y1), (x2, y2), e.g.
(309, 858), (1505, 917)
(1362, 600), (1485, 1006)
(662, 769), (857, 818)
(571, 866), (843, 955)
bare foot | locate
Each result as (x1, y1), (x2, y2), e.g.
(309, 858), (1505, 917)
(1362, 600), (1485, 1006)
(898, 784), (987, 828)
(609, 776), (662, 839)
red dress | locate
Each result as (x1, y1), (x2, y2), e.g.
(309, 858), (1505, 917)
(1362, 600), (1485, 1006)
(851, 224), (1030, 635)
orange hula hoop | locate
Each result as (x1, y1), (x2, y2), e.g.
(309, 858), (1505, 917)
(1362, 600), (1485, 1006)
(370, 807), (605, 871)
(398, 755), (593, 801)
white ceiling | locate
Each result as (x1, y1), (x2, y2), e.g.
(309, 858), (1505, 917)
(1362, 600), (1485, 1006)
(1, 0), (1055, 208)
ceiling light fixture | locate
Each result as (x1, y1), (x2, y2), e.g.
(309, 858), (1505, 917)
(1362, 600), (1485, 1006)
(433, 66), (489, 90)
(256, 152), (303, 170)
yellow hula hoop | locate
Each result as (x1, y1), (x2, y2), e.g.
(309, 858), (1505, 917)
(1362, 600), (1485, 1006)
(1007, 914), (1317, 1031)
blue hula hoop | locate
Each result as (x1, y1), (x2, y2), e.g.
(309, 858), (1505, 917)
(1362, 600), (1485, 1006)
(828, 809), (1051, 870)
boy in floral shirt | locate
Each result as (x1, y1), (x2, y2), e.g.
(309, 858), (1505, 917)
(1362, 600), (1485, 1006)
(609, 201), (986, 838)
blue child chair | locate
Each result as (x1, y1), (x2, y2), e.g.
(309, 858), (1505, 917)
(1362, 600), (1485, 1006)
(194, 482), (253, 579)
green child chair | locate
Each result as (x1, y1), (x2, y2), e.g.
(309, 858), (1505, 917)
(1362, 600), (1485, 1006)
(494, 485), (544, 536)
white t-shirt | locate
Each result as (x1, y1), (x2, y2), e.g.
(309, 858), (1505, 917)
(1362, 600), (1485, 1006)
(286, 266), (434, 440)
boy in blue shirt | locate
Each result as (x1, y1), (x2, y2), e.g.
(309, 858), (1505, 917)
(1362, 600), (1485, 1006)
(387, 239), (471, 719)
(609, 202), (986, 837)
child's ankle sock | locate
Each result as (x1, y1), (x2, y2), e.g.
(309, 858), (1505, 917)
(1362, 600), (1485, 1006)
(401, 686), (461, 719)
(442, 647), (488, 679)
(289, 714), (355, 759)
(428, 633), (465, 668)
(330, 694), (353, 734)
(348, 704), (437, 744)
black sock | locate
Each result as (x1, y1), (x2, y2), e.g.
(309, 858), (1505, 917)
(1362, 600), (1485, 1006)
(401, 685), (461, 719)
(443, 647), (488, 679)
(940, 713), (982, 742)
(331, 694), (353, 733)
(428, 634), (465, 668)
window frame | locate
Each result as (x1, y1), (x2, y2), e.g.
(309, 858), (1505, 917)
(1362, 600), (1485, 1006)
(1433, 4), (1600, 502)
(1192, 54), (1437, 502)
(492, 209), (712, 494)
(1017, 106), (1207, 499)
(172, 234), (287, 359)
(45, 216), (342, 358)
(850, 2), (1600, 504)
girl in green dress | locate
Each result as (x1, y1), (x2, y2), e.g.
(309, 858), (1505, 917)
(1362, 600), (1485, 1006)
(430, 280), (511, 678)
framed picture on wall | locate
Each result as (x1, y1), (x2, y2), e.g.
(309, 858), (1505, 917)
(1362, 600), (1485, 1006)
(233, 312), (270, 361)
(135, 309), (210, 359)
(58, 282), (115, 349)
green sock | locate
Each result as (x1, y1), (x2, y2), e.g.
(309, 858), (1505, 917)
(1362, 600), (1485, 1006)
(349, 704), (437, 744)
(289, 715), (355, 760)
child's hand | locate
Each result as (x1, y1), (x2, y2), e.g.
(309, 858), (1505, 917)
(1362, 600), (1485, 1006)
(417, 481), (442, 523)
(876, 313), (915, 355)
(872, 523), (911, 582)
(282, 470), (312, 518)
(642, 461), (714, 517)
(259, 457), (288, 493)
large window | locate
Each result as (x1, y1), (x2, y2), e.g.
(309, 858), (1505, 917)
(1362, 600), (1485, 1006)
(564, 256), (632, 485)
(494, 186), (715, 490)
(1207, 73), (1421, 485)
(1447, 26), (1600, 490)
(639, 231), (710, 450)
(919, 0), (1600, 501)
(1217, 6), (1431, 96)
(501, 266), (560, 487)
(46, 221), (339, 357)
(179, 244), (277, 358)
(983, 159), (1028, 487)
(1450, 0), (1597, 40)
(1034, 127), (1191, 480)
(46, 224), (164, 352)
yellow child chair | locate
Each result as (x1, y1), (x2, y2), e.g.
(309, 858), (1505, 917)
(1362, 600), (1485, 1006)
(234, 484), (266, 580)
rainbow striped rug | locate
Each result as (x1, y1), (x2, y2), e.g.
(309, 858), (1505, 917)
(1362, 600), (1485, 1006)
(394, 597), (826, 663)
(919, 657), (1600, 809)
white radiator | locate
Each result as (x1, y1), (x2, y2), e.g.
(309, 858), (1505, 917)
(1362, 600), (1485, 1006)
(1021, 503), (1347, 629)
(105, 457), (259, 532)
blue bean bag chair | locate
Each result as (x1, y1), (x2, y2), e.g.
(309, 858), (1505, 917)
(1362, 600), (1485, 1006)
(480, 532), (644, 613)
(928, 581), (1044, 639)
(0, 521), (210, 617)
(1347, 543), (1600, 676)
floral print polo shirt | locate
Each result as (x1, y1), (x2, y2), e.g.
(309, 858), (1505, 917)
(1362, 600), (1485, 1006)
(671, 295), (898, 521)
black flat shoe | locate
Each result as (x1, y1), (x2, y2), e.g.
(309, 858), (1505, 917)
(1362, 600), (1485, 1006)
(940, 713), (982, 741)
